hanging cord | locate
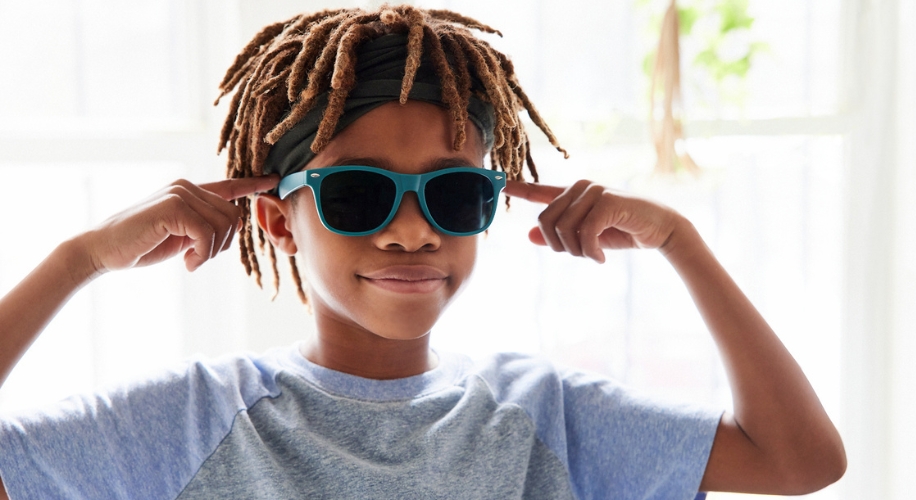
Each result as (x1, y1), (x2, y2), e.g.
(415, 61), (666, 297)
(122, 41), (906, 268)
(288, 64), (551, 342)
(649, 0), (700, 175)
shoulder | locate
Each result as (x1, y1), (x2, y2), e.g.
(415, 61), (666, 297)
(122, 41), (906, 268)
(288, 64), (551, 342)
(0, 346), (297, 500)
(463, 352), (563, 402)
(461, 351), (720, 450)
(463, 351), (628, 405)
(0, 346), (294, 437)
(107, 346), (288, 414)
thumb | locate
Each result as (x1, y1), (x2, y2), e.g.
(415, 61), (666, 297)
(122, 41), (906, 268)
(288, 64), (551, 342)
(527, 227), (548, 246)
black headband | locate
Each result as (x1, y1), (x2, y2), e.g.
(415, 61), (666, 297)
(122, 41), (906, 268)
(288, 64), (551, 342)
(262, 34), (496, 179)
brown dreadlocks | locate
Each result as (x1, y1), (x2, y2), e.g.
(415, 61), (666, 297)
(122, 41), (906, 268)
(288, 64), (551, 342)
(215, 4), (567, 303)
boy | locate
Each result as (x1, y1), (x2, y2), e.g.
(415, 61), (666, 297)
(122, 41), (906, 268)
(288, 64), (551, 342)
(0, 5), (845, 499)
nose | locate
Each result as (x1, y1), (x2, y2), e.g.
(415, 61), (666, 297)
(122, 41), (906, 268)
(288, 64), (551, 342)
(373, 192), (441, 252)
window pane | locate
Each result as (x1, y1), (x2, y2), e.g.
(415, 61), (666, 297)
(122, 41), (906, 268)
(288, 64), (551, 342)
(0, 0), (192, 128)
(419, 0), (841, 123)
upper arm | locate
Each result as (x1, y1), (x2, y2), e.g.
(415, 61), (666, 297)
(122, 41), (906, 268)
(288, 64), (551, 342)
(700, 413), (844, 495)
(0, 475), (8, 500)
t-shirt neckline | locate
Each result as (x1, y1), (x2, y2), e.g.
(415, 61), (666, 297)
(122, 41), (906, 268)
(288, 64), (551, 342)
(276, 343), (468, 402)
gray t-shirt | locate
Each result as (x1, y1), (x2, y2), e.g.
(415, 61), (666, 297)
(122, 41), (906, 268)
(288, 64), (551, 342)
(0, 346), (720, 499)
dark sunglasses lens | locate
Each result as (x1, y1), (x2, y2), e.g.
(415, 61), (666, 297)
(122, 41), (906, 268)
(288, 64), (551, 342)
(320, 170), (396, 233)
(425, 172), (495, 234)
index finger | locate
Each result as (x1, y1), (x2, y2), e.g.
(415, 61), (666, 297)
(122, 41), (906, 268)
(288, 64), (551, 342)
(199, 175), (280, 201)
(504, 180), (566, 204)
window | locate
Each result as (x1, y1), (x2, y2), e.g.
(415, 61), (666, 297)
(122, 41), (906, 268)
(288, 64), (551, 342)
(3, 1), (912, 497)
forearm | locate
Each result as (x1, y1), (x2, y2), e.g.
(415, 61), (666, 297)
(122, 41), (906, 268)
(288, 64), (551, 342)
(662, 218), (845, 487)
(0, 237), (98, 387)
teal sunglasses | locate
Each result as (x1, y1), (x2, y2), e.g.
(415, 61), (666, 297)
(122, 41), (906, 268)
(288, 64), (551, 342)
(278, 166), (506, 236)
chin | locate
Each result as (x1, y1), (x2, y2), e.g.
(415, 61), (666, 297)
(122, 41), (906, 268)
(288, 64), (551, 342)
(372, 317), (440, 341)
(359, 296), (449, 340)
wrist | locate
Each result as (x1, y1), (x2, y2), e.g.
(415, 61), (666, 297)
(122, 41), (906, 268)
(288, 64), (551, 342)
(658, 217), (709, 266)
(57, 234), (106, 288)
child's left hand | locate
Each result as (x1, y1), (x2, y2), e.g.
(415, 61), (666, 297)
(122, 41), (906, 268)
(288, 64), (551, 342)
(504, 180), (683, 263)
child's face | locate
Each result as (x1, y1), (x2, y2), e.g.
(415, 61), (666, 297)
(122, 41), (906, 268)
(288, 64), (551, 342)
(265, 100), (487, 342)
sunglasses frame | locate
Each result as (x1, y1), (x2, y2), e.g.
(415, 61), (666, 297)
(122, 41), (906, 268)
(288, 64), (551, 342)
(278, 165), (506, 236)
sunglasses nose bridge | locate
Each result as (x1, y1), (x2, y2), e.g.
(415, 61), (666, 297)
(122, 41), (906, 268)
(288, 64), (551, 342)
(392, 172), (426, 212)
(397, 173), (423, 195)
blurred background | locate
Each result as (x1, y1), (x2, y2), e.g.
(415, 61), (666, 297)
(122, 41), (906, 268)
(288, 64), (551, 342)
(0, 0), (913, 497)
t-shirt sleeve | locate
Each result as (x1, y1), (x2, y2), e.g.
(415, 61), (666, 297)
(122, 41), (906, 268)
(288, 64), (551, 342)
(560, 368), (721, 500)
(0, 356), (278, 500)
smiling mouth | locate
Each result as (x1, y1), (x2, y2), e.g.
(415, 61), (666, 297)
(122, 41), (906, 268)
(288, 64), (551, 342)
(359, 266), (448, 294)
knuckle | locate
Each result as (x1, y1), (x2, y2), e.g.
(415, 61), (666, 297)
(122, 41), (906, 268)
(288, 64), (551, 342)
(537, 204), (560, 224)
(161, 193), (187, 209)
(555, 221), (576, 237)
(170, 178), (195, 190)
(165, 184), (192, 198)
(599, 190), (619, 204)
(586, 183), (606, 197)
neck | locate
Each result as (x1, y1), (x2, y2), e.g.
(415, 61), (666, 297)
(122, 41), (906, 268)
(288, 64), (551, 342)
(301, 320), (437, 380)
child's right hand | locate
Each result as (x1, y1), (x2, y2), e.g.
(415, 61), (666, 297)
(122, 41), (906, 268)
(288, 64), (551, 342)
(76, 176), (278, 276)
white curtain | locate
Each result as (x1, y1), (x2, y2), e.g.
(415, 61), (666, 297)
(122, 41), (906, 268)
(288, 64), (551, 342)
(841, 0), (916, 497)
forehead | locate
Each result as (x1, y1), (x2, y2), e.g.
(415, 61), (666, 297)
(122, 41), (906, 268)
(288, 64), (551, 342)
(306, 100), (487, 173)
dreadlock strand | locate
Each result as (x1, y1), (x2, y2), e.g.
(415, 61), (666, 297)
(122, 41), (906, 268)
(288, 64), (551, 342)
(216, 17), (303, 106)
(453, 35), (514, 143)
(246, 89), (275, 175)
(330, 23), (374, 89)
(244, 214), (263, 288)
(255, 219), (268, 253)
(421, 26), (464, 149)
(245, 97), (270, 176)
(289, 256), (309, 305)
(496, 53), (568, 159)
(218, 86), (245, 155)
(312, 23), (375, 152)
(256, 43), (300, 85)
(222, 34), (296, 104)
(250, 91), (290, 175)
(285, 8), (349, 35)
(467, 39), (531, 174)
(439, 32), (473, 150)
(287, 11), (354, 102)
(428, 10), (502, 36)
(523, 135), (540, 182)
(270, 13), (376, 144)
(254, 66), (292, 96)
(216, 58), (256, 107)
(268, 243), (281, 301)
(237, 200), (254, 276)
(225, 128), (240, 178)
(234, 113), (252, 177)
(224, 73), (263, 166)
(216, 20), (289, 101)
(469, 37), (519, 125)
(397, 8), (426, 104)
(231, 70), (267, 171)
(301, 13), (376, 96)
(511, 81), (568, 159)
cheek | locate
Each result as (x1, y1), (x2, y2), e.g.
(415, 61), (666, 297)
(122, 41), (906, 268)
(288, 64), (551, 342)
(448, 236), (479, 291)
(289, 198), (353, 290)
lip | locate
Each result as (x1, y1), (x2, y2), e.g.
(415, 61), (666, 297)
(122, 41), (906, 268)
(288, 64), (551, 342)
(359, 265), (448, 294)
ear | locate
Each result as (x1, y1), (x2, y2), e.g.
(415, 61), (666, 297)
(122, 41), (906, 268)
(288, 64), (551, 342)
(255, 194), (298, 255)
